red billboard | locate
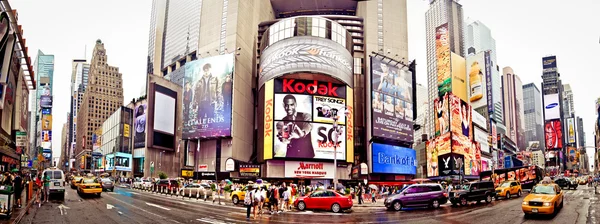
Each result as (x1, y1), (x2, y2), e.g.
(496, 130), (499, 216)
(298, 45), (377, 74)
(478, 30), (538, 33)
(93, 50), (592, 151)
(544, 120), (563, 150)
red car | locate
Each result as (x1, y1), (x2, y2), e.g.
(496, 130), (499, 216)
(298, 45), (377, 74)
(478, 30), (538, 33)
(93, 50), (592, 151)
(294, 190), (353, 213)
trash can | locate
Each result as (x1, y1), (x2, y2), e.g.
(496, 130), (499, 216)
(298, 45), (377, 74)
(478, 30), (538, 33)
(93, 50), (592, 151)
(0, 185), (14, 218)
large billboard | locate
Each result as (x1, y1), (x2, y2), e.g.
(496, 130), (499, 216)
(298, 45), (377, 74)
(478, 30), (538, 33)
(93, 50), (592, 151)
(543, 94), (560, 120)
(426, 132), (450, 177)
(434, 93), (450, 137)
(105, 152), (132, 172)
(183, 54), (234, 139)
(371, 143), (416, 175)
(41, 115), (52, 130)
(449, 93), (472, 140)
(466, 52), (488, 109)
(545, 120), (563, 150)
(436, 23), (451, 96)
(566, 117), (575, 144)
(450, 53), (467, 101)
(133, 102), (147, 149)
(371, 56), (414, 142)
(451, 134), (482, 176)
(542, 56), (557, 73)
(40, 95), (52, 108)
(474, 127), (490, 154)
(272, 78), (348, 160)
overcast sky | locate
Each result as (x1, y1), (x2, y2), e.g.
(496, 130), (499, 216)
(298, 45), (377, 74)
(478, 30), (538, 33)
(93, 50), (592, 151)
(11, 1), (600, 170)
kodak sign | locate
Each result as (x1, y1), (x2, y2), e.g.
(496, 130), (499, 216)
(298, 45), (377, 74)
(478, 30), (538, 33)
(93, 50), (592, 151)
(274, 78), (346, 98)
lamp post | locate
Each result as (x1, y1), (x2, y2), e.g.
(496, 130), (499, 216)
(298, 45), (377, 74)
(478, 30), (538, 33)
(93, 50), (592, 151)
(331, 107), (349, 190)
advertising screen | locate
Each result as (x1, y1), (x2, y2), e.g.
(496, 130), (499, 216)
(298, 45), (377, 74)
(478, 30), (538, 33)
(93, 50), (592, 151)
(371, 143), (416, 175)
(133, 102), (147, 149)
(438, 153), (464, 176)
(545, 120), (563, 150)
(272, 78), (347, 160)
(449, 93), (472, 140)
(426, 139), (437, 177)
(41, 130), (52, 142)
(153, 91), (175, 135)
(491, 121), (497, 148)
(40, 96), (52, 108)
(472, 109), (487, 130)
(41, 115), (52, 130)
(434, 93), (449, 137)
(284, 161), (335, 179)
(542, 56), (557, 73)
(566, 118), (575, 144)
(371, 56), (414, 141)
(451, 134), (481, 175)
(183, 54), (234, 139)
(450, 53), (467, 101)
(105, 152), (132, 172)
(466, 52), (488, 109)
(436, 23), (451, 96)
(543, 94), (560, 120)
(474, 127), (490, 154)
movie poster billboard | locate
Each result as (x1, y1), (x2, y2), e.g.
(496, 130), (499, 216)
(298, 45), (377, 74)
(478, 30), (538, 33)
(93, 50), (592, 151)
(436, 23), (451, 96)
(466, 52), (488, 109)
(449, 93), (472, 140)
(434, 93), (449, 137)
(183, 53), (234, 139)
(133, 102), (147, 149)
(371, 56), (414, 142)
(566, 117), (575, 144)
(545, 120), (563, 150)
(272, 78), (347, 160)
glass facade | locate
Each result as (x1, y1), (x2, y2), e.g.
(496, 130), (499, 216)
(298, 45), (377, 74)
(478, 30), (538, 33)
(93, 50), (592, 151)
(100, 107), (134, 156)
(162, 0), (201, 67)
(264, 17), (351, 52)
(523, 83), (544, 149)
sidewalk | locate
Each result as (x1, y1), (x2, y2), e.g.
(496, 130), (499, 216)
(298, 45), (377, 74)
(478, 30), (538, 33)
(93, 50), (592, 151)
(0, 189), (32, 224)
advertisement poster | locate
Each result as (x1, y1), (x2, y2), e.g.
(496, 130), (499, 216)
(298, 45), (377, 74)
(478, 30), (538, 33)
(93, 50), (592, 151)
(239, 164), (261, 177)
(466, 52), (488, 109)
(542, 56), (557, 73)
(451, 134), (481, 175)
(491, 121), (498, 148)
(371, 143), (416, 175)
(568, 147), (577, 165)
(271, 79), (347, 160)
(449, 93), (472, 140)
(450, 53), (467, 101)
(472, 109), (487, 130)
(545, 120), (563, 150)
(543, 94), (560, 120)
(41, 130), (52, 142)
(426, 139), (438, 177)
(133, 103), (147, 149)
(371, 56), (414, 141)
(183, 54), (234, 139)
(105, 152), (132, 172)
(434, 93), (449, 137)
(438, 153), (464, 176)
(437, 132), (451, 155)
(474, 127), (490, 154)
(40, 95), (52, 108)
(123, 124), (130, 138)
(436, 23), (451, 96)
(566, 118), (575, 144)
(41, 115), (52, 130)
(285, 161), (334, 179)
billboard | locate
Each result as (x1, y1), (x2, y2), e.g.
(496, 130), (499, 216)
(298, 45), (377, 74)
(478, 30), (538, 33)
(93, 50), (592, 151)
(438, 153), (464, 176)
(105, 152), (132, 172)
(371, 143), (416, 175)
(450, 53), (467, 101)
(466, 52), (488, 109)
(436, 23), (451, 96)
(426, 139), (438, 177)
(566, 118), (575, 144)
(545, 120), (563, 150)
(472, 109), (487, 130)
(543, 94), (560, 120)
(434, 93), (449, 137)
(41, 115), (52, 130)
(371, 56), (414, 142)
(451, 134), (482, 176)
(284, 161), (335, 179)
(183, 53), (234, 139)
(449, 93), (472, 140)
(40, 95), (52, 108)
(474, 127), (490, 154)
(133, 102), (147, 149)
(41, 130), (52, 142)
(542, 56), (557, 73)
(491, 121), (497, 148)
(272, 78), (347, 160)
(484, 51), (494, 115)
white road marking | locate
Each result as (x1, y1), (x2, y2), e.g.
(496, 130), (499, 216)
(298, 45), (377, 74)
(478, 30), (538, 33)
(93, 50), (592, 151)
(104, 193), (180, 223)
(57, 204), (70, 215)
(146, 202), (172, 211)
(107, 204), (114, 209)
(129, 192), (140, 195)
(196, 218), (227, 224)
(178, 201), (188, 205)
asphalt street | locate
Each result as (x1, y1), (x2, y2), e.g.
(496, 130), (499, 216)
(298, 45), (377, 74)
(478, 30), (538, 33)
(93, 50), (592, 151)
(15, 184), (600, 224)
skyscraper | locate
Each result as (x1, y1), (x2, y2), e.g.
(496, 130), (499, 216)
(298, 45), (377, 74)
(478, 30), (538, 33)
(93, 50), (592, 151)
(68, 59), (89, 168)
(577, 116), (585, 148)
(30, 50), (54, 159)
(502, 67), (524, 150)
(425, 0), (465, 137)
(414, 84), (429, 144)
(75, 40), (124, 169)
(562, 84), (574, 118)
(522, 83), (544, 150)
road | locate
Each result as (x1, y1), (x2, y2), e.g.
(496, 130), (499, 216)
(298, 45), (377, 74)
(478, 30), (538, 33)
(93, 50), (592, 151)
(17, 184), (599, 224)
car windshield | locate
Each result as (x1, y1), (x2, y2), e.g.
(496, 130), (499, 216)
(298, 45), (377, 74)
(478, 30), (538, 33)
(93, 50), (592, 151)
(83, 179), (98, 184)
(101, 178), (111, 182)
(500, 182), (511, 188)
(532, 185), (556, 195)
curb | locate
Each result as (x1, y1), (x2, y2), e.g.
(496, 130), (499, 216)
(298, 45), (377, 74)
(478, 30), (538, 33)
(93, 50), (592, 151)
(13, 193), (36, 224)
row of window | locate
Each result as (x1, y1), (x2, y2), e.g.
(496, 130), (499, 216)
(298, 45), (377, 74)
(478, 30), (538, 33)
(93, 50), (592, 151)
(267, 17), (351, 50)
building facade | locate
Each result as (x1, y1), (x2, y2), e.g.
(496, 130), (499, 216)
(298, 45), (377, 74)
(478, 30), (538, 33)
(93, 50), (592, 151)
(68, 59), (89, 169)
(99, 106), (134, 177)
(75, 40), (124, 170)
(502, 67), (524, 150)
(562, 84), (574, 118)
(414, 84), (429, 143)
(31, 50), (54, 163)
(577, 116), (585, 148)
(522, 83), (544, 150)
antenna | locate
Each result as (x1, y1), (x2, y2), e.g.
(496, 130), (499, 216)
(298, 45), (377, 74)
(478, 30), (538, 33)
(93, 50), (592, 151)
(84, 45), (86, 60)
(185, 25), (190, 55)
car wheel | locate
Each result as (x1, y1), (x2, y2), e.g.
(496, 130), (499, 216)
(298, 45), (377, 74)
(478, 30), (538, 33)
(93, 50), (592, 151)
(60, 193), (65, 201)
(553, 203), (558, 215)
(431, 199), (440, 209)
(460, 197), (467, 206)
(298, 201), (306, 211)
(393, 201), (402, 211)
(485, 194), (492, 203)
(111, 187), (114, 192)
(560, 199), (564, 208)
(524, 213), (531, 219)
(331, 203), (341, 213)
(232, 195), (239, 205)
(517, 190), (522, 197)
(506, 192), (511, 199)
(97, 193), (102, 197)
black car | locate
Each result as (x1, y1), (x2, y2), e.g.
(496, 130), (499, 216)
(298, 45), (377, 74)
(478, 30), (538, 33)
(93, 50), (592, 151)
(554, 177), (577, 190)
(449, 181), (496, 206)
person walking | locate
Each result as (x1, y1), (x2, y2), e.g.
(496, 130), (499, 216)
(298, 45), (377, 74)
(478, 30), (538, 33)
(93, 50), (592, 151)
(253, 187), (261, 218)
(279, 183), (286, 211)
(244, 186), (253, 220)
(357, 185), (364, 204)
(35, 173), (42, 207)
(371, 188), (376, 203)
(12, 171), (23, 208)
(43, 172), (50, 203)
(269, 185), (278, 214)
(283, 187), (291, 212)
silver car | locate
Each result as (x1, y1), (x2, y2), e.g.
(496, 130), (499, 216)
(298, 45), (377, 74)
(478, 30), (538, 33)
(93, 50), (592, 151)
(180, 183), (212, 198)
(100, 178), (115, 192)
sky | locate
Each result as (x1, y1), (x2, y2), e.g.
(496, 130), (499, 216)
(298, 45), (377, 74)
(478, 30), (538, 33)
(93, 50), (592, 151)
(10, 1), (600, 169)
(407, 0), (600, 170)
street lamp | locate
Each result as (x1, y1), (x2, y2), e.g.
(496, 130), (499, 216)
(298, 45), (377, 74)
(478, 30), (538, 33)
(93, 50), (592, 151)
(332, 106), (349, 190)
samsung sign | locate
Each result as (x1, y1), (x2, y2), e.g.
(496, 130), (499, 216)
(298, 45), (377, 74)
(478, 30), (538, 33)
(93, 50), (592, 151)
(543, 93), (560, 120)
(372, 143), (416, 175)
(259, 36), (353, 88)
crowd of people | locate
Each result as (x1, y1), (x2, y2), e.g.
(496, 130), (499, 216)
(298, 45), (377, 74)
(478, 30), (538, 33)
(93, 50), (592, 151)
(244, 183), (300, 220)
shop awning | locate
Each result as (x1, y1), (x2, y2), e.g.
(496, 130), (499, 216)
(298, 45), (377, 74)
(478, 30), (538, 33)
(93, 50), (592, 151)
(0, 146), (18, 160)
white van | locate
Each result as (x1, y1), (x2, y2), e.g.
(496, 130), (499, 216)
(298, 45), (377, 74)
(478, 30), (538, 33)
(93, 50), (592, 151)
(43, 167), (65, 200)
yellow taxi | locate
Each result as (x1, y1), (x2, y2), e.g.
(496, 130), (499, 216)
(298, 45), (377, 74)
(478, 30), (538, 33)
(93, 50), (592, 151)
(495, 180), (522, 200)
(77, 177), (103, 197)
(522, 183), (564, 217)
(231, 184), (270, 205)
(71, 176), (83, 189)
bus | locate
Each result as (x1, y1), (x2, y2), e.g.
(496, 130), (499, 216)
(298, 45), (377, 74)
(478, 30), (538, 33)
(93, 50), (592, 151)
(479, 165), (544, 189)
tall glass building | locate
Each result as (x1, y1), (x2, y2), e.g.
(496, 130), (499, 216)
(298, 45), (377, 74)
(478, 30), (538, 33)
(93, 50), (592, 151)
(30, 50), (54, 157)
(523, 83), (544, 150)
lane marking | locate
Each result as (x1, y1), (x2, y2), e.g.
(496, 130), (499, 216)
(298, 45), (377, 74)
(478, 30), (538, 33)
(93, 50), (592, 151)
(103, 193), (181, 223)
(146, 202), (172, 211)
(107, 204), (115, 210)
(196, 218), (227, 224)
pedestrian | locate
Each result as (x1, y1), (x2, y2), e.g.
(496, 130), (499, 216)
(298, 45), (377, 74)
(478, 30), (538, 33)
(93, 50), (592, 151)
(253, 187), (260, 218)
(283, 187), (291, 211)
(357, 185), (363, 204)
(43, 172), (50, 203)
(35, 173), (42, 207)
(12, 171), (23, 208)
(279, 183), (286, 211)
(244, 186), (253, 220)
(371, 188), (376, 203)
(258, 186), (266, 214)
(269, 185), (278, 214)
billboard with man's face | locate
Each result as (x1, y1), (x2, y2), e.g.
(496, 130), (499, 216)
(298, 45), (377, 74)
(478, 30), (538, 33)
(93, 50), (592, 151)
(183, 54), (234, 139)
(133, 101), (147, 149)
(370, 56), (414, 142)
